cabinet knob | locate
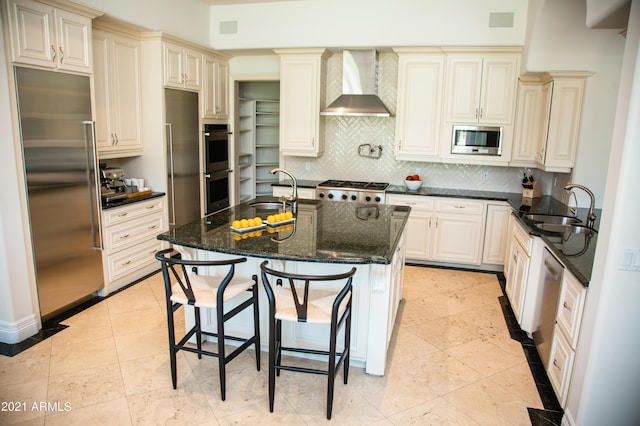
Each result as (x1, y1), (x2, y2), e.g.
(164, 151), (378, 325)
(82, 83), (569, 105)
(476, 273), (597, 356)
(563, 301), (572, 312)
(553, 359), (562, 371)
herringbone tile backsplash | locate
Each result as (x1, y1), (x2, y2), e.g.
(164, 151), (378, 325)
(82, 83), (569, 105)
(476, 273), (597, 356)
(283, 52), (567, 196)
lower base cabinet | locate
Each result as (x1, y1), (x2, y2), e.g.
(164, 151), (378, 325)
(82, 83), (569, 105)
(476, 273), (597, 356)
(101, 197), (167, 294)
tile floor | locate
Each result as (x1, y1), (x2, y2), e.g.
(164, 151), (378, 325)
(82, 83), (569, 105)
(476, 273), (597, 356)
(1, 265), (548, 425)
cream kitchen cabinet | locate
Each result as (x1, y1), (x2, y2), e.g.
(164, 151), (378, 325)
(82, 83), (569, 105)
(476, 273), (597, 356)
(548, 270), (587, 406)
(272, 186), (315, 200)
(393, 48), (445, 160)
(101, 197), (167, 294)
(4, 0), (99, 73)
(482, 203), (511, 265)
(93, 28), (143, 158)
(275, 48), (328, 157)
(203, 53), (229, 119)
(386, 194), (485, 265)
(443, 50), (520, 125)
(431, 198), (485, 265)
(164, 42), (201, 91)
(511, 72), (591, 172)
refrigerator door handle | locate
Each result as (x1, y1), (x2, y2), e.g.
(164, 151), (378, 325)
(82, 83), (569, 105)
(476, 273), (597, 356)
(166, 123), (176, 226)
(83, 120), (103, 250)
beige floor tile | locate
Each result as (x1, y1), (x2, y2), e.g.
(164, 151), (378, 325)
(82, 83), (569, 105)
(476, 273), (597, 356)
(445, 339), (524, 377)
(0, 379), (48, 425)
(200, 365), (269, 418)
(119, 352), (194, 396)
(386, 397), (478, 425)
(405, 315), (478, 350)
(386, 326), (440, 365)
(109, 307), (166, 337)
(106, 282), (162, 315)
(45, 397), (132, 426)
(127, 380), (217, 425)
(482, 332), (526, 359)
(54, 305), (113, 344)
(444, 378), (533, 426)
(46, 363), (125, 410)
(114, 327), (168, 362)
(399, 351), (484, 396)
(215, 390), (302, 425)
(488, 362), (544, 409)
(289, 386), (385, 425)
(0, 343), (50, 386)
(49, 336), (119, 378)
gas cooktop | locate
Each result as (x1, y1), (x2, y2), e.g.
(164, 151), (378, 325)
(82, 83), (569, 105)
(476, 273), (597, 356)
(317, 180), (389, 190)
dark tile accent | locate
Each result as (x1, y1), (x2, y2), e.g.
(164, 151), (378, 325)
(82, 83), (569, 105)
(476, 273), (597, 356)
(0, 269), (159, 358)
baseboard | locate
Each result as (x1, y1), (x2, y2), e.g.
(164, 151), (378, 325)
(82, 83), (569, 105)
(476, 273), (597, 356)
(0, 314), (39, 344)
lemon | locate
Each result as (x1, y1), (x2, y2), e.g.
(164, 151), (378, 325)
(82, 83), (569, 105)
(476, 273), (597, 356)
(240, 219), (249, 228)
(232, 234), (241, 241)
(232, 220), (241, 229)
(285, 211), (293, 220)
(267, 215), (275, 223)
(277, 213), (285, 222)
(248, 218), (256, 227)
(254, 217), (263, 225)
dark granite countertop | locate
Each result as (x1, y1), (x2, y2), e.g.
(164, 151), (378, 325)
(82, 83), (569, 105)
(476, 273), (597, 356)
(102, 191), (166, 210)
(157, 197), (410, 265)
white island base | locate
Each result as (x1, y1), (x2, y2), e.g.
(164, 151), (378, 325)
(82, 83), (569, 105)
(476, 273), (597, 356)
(173, 235), (405, 376)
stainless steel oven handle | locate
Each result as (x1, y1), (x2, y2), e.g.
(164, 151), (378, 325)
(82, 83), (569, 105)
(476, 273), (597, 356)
(166, 123), (176, 226)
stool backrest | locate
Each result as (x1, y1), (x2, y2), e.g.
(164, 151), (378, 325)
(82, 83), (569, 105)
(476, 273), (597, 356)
(155, 248), (247, 305)
(260, 260), (356, 323)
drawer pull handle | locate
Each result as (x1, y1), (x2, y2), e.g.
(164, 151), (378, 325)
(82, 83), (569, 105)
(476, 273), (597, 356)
(118, 212), (128, 217)
(553, 359), (562, 370)
(120, 234), (130, 239)
(563, 302), (572, 312)
(146, 205), (156, 209)
(122, 260), (131, 266)
(148, 225), (157, 230)
(453, 205), (465, 209)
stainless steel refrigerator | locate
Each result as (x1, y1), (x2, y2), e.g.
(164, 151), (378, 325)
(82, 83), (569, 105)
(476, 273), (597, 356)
(15, 67), (103, 321)
(165, 89), (201, 228)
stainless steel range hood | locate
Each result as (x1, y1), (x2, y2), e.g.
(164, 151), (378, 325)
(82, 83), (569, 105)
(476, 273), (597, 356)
(321, 50), (392, 117)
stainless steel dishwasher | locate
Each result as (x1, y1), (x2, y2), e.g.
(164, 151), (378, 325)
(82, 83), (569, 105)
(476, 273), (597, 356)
(533, 248), (564, 368)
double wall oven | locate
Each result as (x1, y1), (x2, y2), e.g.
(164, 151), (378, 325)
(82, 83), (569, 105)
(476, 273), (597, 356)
(203, 124), (232, 215)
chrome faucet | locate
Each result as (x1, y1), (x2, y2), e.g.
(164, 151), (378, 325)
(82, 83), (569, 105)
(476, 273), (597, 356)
(564, 183), (597, 228)
(270, 168), (297, 213)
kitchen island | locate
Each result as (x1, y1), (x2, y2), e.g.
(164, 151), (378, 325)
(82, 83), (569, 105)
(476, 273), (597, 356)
(157, 198), (410, 375)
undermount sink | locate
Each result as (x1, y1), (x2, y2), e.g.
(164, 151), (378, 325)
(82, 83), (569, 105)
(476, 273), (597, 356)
(534, 222), (597, 236)
(524, 214), (582, 225)
(249, 202), (284, 210)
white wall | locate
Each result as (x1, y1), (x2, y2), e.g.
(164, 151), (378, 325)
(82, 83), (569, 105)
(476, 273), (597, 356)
(525, 0), (625, 208)
(211, 0), (528, 50)
(566, 1), (640, 424)
(75, 0), (211, 46)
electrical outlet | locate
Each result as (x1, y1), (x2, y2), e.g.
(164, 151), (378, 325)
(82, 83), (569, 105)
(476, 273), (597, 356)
(305, 162), (311, 171)
(553, 177), (557, 187)
(482, 170), (489, 181)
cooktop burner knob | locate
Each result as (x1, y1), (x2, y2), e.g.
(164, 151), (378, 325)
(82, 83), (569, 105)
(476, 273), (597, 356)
(328, 193), (334, 199)
(365, 195), (372, 202)
(341, 194), (348, 200)
(319, 193), (325, 198)
(375, 196), (381, 202)
(351, 195), (357, 201)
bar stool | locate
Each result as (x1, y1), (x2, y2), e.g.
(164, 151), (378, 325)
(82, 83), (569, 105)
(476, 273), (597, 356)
(155, 248), (260, 400)
(259, 260), (356, 419)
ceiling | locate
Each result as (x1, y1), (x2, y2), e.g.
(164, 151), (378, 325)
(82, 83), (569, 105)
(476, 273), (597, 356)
(201, 0), (301, 5)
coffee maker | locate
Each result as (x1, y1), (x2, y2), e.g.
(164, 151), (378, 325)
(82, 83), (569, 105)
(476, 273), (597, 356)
(100, 167), (127, 202)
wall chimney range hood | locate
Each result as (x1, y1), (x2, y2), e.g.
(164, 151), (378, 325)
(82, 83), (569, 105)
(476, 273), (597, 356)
(321, 50), (392, 117)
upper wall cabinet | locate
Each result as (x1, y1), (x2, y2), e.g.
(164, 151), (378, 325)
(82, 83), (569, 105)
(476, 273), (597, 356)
(93, 27), (143, 158)
(275, 48), (328, 157)
(164, 42), (201, 91)
(202, 53), (229, 120)
(4, 0), (100, 73)
(511, 72), (591, 172)
(393, 48), (445, 161)
(443, 49), (520, 125)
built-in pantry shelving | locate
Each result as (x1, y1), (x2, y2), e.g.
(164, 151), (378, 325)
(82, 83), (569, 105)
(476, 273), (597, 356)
(236, 81), (280, 201)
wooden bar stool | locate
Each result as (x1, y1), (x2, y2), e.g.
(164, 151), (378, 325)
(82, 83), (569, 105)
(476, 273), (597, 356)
(155, 248), (260, 400)
(259, 260), (356, 419)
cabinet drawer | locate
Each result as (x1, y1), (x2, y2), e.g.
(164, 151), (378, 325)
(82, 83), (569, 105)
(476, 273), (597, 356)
(548, 330), (575, 406)
(387, 194), (434, 211)
(104, 212), (164, 253)
(105, 239), (163, 282)
(556, 271), (586, 349)
(102, 198), (164, 226)
(435, 198), (484, 215)
(511, 216), (533, 255)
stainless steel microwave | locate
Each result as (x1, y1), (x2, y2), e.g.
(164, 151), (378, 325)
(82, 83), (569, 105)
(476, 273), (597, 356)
(451, 125), (503, 155)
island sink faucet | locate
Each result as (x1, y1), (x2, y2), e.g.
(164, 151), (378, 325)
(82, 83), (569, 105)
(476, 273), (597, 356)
(564, 183), (597, 228)
(270, 168), (297, 213)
